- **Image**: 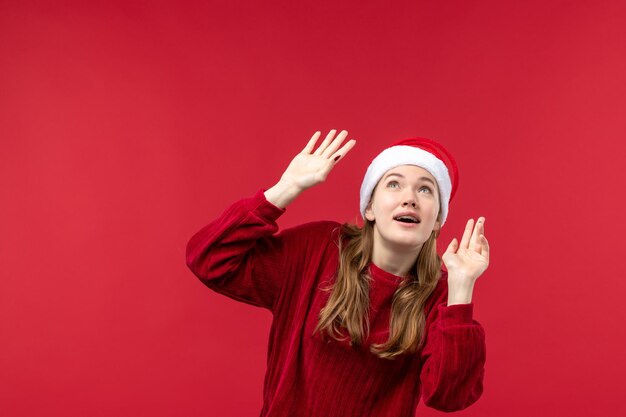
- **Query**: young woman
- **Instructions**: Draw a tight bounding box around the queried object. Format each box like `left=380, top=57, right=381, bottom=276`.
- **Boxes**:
left=186, top=129, right=489, bottom=417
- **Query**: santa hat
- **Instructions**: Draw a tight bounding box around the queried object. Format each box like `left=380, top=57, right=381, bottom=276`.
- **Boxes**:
left=359, top=137, right=459, bottom=227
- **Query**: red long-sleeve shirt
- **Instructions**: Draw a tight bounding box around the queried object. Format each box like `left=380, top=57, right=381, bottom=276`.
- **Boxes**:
left=185, top=188, right=486, bottom=416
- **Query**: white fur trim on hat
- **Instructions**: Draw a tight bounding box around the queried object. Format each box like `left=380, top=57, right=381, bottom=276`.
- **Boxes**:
left=359, top=145, right=452, bottom=226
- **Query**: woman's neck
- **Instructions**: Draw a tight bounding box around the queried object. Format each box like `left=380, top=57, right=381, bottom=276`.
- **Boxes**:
left=370, top=241, right=421, bottom=277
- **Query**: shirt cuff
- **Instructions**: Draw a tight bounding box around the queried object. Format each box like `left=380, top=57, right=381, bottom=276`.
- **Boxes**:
left=438, top=302, right=474, bottom=326
left=251, top=188, right=287, bottom=222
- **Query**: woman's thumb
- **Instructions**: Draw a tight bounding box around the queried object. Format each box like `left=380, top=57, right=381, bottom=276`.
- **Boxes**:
left=444, top=238, right=458, bottom=255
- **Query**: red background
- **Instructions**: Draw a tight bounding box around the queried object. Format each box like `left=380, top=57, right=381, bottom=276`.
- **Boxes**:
left=1, top=1, right=625, bottom=416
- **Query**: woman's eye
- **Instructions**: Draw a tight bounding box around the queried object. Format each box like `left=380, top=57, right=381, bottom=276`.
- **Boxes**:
left=387, top=181, right=399, bottom=188
left=419, top=186, right=432, bottom=193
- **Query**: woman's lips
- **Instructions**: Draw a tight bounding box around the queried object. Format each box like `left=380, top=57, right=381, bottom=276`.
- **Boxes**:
left=394, top=219, right=419, bottom=227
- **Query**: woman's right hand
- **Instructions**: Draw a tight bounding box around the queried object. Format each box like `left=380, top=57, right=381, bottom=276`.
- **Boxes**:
left=264, top=129, right=356, bottom=209
left=279, top=129, right=356, bottom=192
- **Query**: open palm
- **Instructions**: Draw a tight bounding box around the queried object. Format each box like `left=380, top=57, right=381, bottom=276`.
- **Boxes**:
left=280, top=129, right=356, bottom=191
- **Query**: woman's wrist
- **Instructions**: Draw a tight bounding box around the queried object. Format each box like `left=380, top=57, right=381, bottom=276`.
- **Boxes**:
left=264, top=180, right=302, bottom=209
left=447, top=279, right=475, bottom=305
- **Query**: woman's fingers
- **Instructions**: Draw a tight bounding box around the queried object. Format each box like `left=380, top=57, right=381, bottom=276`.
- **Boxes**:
left=309, top=129, right=353, bottom=162
left=302, top=131, right=321, bottom=154
left=444, top=238, right=458, bottom=256
left=331, top=139, right=356, bottom=163
left=481, top=234, right=490, bottom=262
left=469, top=217, right=485, bottom=253
left=322, top=130, right=349, bottom=158
left=313, top=129, right=338, bottom=155
left=459, top=218, right=474, bottom=249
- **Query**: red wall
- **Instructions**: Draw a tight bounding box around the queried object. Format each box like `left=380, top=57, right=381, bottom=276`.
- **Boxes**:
left=1, top=1, right=625, bottom=416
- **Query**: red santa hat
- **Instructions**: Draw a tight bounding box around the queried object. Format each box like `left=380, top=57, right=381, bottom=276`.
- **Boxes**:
left=359, top=137, right=459, bottom=227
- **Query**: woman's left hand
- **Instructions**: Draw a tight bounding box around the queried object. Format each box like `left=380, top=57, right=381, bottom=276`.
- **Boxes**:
left=442, top=217, right=490, bottom=286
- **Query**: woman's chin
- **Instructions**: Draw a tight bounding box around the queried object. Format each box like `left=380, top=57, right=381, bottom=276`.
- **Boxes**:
left=386, top=235, right=426, bottom=249
left=374, top=225, right=428, bottom=250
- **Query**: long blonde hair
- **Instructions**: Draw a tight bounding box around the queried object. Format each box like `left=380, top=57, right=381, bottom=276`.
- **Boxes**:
left=313, top=214, right=442, bottom=360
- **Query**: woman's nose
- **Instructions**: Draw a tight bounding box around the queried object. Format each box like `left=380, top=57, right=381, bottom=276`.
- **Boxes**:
left=402, top=198, right=417, bottom=208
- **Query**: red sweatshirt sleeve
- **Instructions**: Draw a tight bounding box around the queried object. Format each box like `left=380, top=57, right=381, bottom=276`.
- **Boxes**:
left=185, top=188, right=291, bottom=312
left=419, top=278, right=486, bottom=412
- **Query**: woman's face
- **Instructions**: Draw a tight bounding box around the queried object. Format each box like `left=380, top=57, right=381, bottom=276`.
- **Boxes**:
left=365, top=165, right=441, bottom=250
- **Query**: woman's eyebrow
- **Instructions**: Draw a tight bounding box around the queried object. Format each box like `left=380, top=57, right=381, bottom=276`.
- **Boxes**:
left=383, top=173, right=436, bottom=185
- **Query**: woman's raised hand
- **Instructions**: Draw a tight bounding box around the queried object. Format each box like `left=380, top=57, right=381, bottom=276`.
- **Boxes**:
left=279, top=129, right=356, bottom=192
left=264, top=129, right=356, bottom=209
left=441, top=217, right=490, bottom=305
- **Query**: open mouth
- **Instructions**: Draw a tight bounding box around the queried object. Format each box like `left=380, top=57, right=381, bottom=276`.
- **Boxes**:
left=393, top=215, right=421, bottom=224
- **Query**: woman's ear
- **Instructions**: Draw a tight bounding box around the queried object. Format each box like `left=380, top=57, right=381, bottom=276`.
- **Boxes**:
left=364, top=201, right=375, bottom=222
left=433, top=219, right=442, bottom=237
